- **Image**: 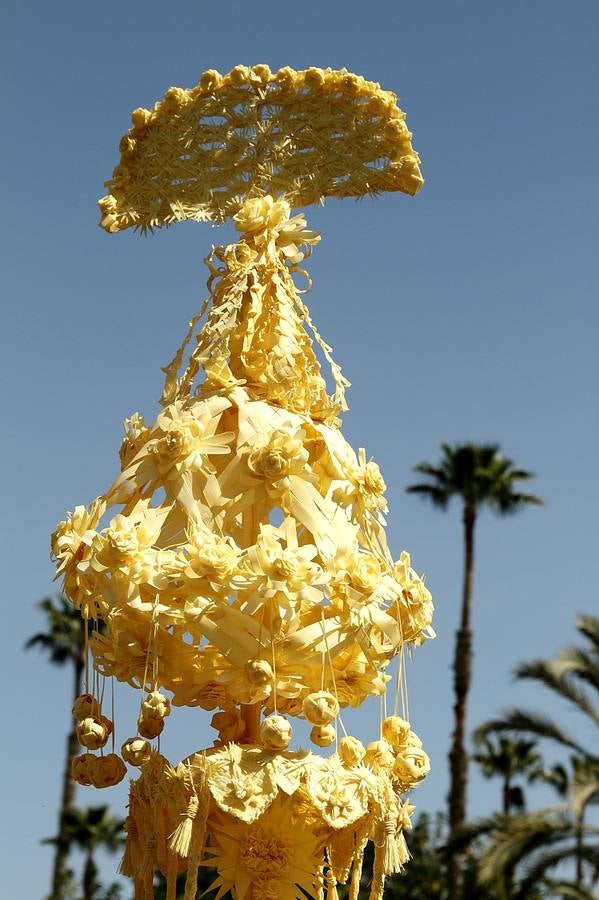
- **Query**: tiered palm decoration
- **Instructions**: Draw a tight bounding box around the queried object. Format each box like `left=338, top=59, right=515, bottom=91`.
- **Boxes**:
left=52, top=65, right=434, bottom=900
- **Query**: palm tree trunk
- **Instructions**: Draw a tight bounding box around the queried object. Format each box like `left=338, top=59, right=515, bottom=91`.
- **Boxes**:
left=502, top=775, right=515, bottom=898
left=503, top=775, right=511, bottom=815
left=575, top=808, right=584, bottom=888
left=49, top=653, right=84, bottom=900
left=447, top=500, right=476, bottom=900
left=83, top=846, right=97, bottom=900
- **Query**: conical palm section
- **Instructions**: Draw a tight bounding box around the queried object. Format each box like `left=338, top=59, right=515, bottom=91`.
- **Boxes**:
left=51, top=65, right=433, bottom=900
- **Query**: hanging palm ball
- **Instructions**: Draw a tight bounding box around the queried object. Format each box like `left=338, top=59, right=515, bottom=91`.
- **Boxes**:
left=52, top=65, right=434, bottom=900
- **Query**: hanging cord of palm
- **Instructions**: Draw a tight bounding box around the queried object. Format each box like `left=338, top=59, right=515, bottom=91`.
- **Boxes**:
left=51, top=64, right=435, bottom=900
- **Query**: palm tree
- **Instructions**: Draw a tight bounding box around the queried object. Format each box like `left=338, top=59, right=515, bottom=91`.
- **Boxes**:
left=61, top=806, right=124, bottom=900
left=475, top=614, right=599, bottom=764
left=448, top=802, right=598, bottom=900
left=406, top=442, right=542, bottom=898
left=26, top=595, right=89, bottom=900
left=473, top=735, right=542, bottom=814
left=447, top=756, right=599, bottom=899
left=472, top=614, right=599, bottom=895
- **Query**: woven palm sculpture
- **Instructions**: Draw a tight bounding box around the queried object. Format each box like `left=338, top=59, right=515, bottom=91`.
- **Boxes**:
left=52, top=65, right=434, bottom=900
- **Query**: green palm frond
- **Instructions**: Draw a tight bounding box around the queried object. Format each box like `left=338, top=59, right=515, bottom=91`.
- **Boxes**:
left=570, top=760, right=599, bottom=815
left=404, top=482, right=451, bottom=508
left=544, top=881, right=599, bottom=900
left=62, top=806, right=125, bottom=854
left=504, top=469, right=538, bottom=482
left=411, top=462, right=447, bottom=480
left=492, top=490, right=545, bottom=514
left=576, top=615, right=599, bottom=653
left=472, top=740, right=501, bottom=779
left=528, top=762, right=571, bottom=798
left=473, top=734, right=541, bottom=781
left=514, top=842, right=599, bottom=900
left=552, top=647, right=599, bottom=692
left=475, top=811, right=573, bottom=889
left=25, top=596, right=86, bottom=665
left=514, top=660, right=599, bottom=727
left=474, top=710, right=592, bottom=759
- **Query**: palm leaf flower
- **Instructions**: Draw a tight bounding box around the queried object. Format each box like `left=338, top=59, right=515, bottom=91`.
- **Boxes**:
left=52, top=64, right=431, bottom=900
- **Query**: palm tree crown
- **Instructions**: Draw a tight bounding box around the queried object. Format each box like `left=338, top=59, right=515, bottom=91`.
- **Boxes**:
left=63, top=805, right=124, bottom=855
left=406, top=442, right=543, bottom=514
left=25, top=595, right=87, bottom=666
left=473, top=735, right=542, bottom=814
left=61, top=806, right=124, bottom=900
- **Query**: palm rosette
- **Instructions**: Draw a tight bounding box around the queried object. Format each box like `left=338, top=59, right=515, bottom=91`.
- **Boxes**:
left=52, top=65, right=433, bottom=900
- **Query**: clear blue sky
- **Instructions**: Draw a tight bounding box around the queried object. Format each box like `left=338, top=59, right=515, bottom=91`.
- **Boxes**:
left=2, top=1, right=598, bottom=896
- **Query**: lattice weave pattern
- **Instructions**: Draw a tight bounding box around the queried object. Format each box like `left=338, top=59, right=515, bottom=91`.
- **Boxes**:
left=99, top=65, right=423, bottom=233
